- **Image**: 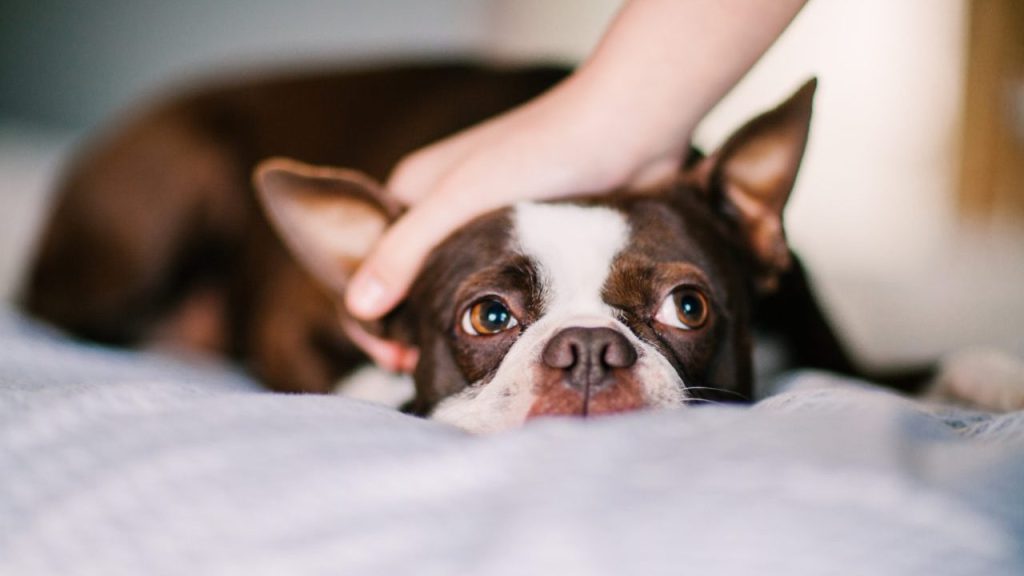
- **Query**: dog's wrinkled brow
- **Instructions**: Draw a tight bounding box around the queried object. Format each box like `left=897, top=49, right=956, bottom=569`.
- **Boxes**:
left=451, top=255, right=545, bottom=322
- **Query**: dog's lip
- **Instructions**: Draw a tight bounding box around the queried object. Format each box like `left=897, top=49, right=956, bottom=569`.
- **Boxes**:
left=525, top=396, right=650, bottom=420
left=527, top=367, right=648, bottom=420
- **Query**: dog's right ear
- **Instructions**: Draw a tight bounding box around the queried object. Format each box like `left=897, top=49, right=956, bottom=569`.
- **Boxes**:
left=254, top=157, right=402, bottom=296
left=686, top=79, right=816, bottom=292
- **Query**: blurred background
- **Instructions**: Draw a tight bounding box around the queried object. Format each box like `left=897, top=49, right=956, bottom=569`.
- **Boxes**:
left=0, top=0, right=1021, bottom=368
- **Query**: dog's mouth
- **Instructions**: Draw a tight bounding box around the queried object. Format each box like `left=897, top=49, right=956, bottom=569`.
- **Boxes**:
left=527, top=376, right=648, bottom=419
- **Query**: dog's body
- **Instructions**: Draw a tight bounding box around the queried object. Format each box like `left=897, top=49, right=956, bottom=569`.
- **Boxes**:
left=27, top=64, right=570, bottom=399
left=30, top=63, right=1012, bottom=432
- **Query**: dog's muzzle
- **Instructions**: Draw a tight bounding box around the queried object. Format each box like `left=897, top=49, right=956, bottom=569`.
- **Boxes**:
left=528, top=326, right=647, bottom=418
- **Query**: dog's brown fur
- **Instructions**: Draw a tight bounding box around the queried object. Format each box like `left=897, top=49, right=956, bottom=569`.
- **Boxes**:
left=26, top=64, right=569, bottom=394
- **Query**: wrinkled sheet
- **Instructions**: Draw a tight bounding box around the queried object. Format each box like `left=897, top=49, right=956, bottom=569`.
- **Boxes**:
left=1, top=307, right=1023, bottom=576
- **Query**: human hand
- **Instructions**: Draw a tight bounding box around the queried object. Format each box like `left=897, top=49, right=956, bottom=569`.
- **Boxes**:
left=344, top=0, right=808, bottom=322
left=344, top=73, right=687, bottom=321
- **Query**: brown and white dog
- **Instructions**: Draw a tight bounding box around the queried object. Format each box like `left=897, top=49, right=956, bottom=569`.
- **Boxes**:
left=24, top=64, right=1022, bottom=432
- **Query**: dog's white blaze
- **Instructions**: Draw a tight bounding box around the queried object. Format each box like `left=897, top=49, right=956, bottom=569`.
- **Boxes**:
left=431, top=202, right=686, bottom=434
left=514, top=202, right=628, bottom=315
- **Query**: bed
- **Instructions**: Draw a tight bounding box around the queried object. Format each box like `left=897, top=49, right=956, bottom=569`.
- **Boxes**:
left=1, top=122, right=1023, bottom=576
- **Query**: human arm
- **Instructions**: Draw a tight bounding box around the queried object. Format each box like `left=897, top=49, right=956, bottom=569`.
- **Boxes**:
left=346, top=0, right=809, bottom=321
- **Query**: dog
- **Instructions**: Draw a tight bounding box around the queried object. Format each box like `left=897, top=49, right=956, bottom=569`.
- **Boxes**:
left=24, top=63, right=1023, bottom=432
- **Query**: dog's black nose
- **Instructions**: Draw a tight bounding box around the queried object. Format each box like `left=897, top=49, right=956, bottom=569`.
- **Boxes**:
left=542, top=326, right=637, bottom=389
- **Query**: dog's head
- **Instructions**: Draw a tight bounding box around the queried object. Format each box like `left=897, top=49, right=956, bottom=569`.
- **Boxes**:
left=254, top=80, right=815, bottom=433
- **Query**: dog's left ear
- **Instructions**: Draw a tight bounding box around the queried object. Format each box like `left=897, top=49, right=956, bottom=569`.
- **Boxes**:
left=254, top=158, right=418, bottom=373
left=691, top=79, right=816, bottom=291
left=254, top=157, right=402, bottom=296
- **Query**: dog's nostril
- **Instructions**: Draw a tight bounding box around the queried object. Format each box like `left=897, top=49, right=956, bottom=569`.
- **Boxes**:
left=542, top=338, right=578, bottom=369
left=542, top=327, right=637, bottom=376
left=602, top=338, right=637, bottom=369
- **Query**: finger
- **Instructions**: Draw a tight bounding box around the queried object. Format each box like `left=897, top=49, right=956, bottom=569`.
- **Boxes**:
left=345, top=193, right=479, bottom=319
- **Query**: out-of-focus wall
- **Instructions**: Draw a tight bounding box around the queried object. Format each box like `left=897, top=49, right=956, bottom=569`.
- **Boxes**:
left=0, top=0, right=495, bottom=129
left=697, top=1, right=967, bottom=282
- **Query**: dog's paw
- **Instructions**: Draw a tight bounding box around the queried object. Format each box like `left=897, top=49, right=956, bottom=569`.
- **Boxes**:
left=334, top=365, right=415, bottom=409
left=926, top=348, right=1024, bottom=412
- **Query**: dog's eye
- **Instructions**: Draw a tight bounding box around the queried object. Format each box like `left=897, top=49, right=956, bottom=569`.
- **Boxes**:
left=655, top=287, right=709, bottom=330
left=461, top=298, right=519, bottom=336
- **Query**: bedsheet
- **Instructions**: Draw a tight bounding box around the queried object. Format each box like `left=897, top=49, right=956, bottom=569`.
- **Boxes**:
left=1, top=307, right=1023, bottom=576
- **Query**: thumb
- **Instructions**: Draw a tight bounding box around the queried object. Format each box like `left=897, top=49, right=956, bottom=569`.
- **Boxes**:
left=344, top=195, right=477, bottom=320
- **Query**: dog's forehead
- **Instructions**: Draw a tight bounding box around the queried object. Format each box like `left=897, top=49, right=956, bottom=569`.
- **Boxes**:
left=511, top=196, right=714, bottom=284
left=413, top=193, right=719, bottom=322
left=512, top=201, right=631, bottom=312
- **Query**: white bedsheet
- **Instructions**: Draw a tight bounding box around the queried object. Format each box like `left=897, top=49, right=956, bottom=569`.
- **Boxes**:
left=1, top=308, right=1022, bottom=576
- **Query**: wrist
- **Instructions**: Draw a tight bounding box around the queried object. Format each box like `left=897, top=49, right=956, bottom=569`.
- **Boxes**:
left=558, top=65, right=693, bottom=188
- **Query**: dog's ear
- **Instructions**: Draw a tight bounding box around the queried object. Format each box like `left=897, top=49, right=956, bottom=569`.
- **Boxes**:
left=255, top=158, right=419, bottom=373
left=254, top=157, right=402, bottom=296
left=691, top=79, right=816, bottom=291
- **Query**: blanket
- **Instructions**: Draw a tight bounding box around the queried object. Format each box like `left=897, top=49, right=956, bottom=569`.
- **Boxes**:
left=1, top=307, right=1023, bottom=576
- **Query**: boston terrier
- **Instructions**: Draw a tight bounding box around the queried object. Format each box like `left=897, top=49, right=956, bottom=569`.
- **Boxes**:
left=24, top=64, right=1023, bottom=432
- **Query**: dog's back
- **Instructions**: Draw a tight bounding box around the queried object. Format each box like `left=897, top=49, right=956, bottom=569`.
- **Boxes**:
left=25, top=64, right=568, bottom=393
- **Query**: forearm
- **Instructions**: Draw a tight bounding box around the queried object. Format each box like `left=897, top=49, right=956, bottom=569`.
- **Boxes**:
left=567, top=0, right=808, bottom=178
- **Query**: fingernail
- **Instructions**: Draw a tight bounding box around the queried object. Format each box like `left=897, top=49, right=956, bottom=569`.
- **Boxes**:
left=347, top=272, right=387, bottom=318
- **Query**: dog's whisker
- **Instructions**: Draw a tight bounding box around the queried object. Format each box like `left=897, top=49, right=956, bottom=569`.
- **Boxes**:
left=681, top=398, right=724, bottom=406
left=683, top=386, right=750, bottom=402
